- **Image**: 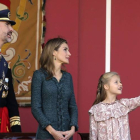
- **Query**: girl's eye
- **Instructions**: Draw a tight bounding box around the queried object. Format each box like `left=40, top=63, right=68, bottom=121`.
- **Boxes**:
left=64, top=48, right=67, bottom=51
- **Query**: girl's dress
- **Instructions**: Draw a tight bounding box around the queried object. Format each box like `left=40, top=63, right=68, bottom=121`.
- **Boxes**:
left=89, top=96, right=140, bottom=140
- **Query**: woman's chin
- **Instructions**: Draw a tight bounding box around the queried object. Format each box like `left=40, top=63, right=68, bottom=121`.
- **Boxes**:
left=63, top=61, right=69, bottom=64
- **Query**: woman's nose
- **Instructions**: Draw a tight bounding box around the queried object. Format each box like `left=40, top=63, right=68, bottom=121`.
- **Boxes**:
left=68, top=51, right=71, bottom=56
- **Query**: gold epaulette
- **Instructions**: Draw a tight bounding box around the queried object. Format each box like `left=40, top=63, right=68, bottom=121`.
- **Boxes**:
left=8, top=63, right=10, bottom=69
left=10, top=116, right=21, bottom=127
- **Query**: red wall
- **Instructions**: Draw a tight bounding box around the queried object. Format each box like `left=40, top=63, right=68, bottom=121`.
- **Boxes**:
left=111, top=0, right=140, bottom=139
left=78, top=0, right=106, bottom=134
left=19, top=0, right=140, bottom=140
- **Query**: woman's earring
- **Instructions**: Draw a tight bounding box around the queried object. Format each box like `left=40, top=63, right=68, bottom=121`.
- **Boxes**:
left=54, top=57, right=56, bottom=60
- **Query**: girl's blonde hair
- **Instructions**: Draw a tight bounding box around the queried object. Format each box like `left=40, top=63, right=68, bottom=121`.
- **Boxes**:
left=93, top=72, right=119, bottom=105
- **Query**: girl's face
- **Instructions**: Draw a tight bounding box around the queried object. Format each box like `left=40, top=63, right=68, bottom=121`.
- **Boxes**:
left=106, top=75, right=123, bottom=95
left=53, top=43, right=71, bottom=64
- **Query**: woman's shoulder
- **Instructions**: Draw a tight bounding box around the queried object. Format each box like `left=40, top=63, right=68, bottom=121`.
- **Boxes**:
left=63, top=71, right=71, bottom=76
left=32, top=68, right=48, bottom=78
left=63, top=71, right=73, bottom=79
left=32, top=69, right=41, bottom=76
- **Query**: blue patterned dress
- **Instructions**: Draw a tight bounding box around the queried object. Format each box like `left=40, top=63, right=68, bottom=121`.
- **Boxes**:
left=31, top=68, right=78, bottom=139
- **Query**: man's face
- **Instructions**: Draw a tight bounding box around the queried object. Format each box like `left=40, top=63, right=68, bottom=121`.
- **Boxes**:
left=0, top=21, right=13, bottom=44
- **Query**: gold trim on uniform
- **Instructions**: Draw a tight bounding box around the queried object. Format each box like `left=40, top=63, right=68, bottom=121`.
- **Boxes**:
left=8, top=12, right=11, bottom=19
left=8, top=64, right=11, bottom=69
left=10, top=116, right=20, bottom=120
left=0, top=79, right=2, bottom=91
left=7, top=126, right=9, bottom=132
left=0, top=18, right=10, bottom=20
left=10, top=118, right=21, bottom=122
left=0, top=79, right=3, bottom=85
left=10, top=121, right=21, bottom=127
left=2, top=91, right=8, bottom=98
left=10, top=116, right=21, bottom=127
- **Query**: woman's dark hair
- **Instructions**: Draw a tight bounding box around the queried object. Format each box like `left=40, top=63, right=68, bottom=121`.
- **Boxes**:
left=93, top=72, right=119, bottom=105
left=40, top=37, right=67, bottom=79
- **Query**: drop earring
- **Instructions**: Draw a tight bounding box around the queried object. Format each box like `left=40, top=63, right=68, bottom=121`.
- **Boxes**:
left=54, top=57, right=56, bottom=60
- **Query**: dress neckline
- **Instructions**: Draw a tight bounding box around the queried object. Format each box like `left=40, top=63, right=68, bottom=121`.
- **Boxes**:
left=52, top=70, right=66, bottom=83
left=101, top=100, right=118, bottom=105
left=53, top=71, right=64, bottom=83
left=40, top=68, right=66, bottom=83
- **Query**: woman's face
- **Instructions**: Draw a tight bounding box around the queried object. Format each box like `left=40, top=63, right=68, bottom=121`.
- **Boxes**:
left=53, top=42, right=71, bottom=64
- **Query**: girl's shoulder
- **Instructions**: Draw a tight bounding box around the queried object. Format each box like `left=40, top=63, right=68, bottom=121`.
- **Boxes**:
left=118, top=98, right=129, bottom=106
left=89, top=101, right=130, bottom=122
left=89, top=102, right=102, bottom=115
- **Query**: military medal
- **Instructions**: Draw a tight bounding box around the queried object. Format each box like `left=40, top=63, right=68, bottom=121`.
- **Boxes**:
left=4, top=78, right=9, bottom=90
left=0, top=79, right=2, bottom=91
left=2, top=78, right=9, bottom=98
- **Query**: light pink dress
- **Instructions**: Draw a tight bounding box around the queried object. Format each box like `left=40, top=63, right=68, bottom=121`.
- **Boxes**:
left=89, top=96, right=140, bottom=140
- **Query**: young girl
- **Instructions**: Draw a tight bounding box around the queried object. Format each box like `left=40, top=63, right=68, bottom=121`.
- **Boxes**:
left=89, top=72, right=140, bottom=140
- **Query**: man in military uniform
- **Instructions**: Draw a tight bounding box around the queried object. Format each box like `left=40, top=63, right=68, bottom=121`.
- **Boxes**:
left=0, top=9, right=21, bottom=132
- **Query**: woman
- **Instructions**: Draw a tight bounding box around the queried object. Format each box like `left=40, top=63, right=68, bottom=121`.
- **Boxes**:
left=31, top=38, right=78, bottom=140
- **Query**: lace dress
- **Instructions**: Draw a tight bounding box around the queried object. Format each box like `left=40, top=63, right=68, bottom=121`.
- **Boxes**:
left=89, top=96, right=140, bottom=140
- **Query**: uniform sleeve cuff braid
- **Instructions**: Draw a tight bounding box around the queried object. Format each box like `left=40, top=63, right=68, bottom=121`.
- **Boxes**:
left=10, top=116, right=21, bottom=127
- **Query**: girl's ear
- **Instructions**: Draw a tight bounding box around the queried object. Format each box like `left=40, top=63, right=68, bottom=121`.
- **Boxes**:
left=104, top=84, right=109, bottom=90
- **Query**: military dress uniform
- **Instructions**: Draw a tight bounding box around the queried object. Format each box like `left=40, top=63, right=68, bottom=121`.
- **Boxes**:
left=0, top=54, right=21, bottom=132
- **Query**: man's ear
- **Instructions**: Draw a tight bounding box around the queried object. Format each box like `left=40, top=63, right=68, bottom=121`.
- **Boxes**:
left=104, top=84, right=109, bottom=90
